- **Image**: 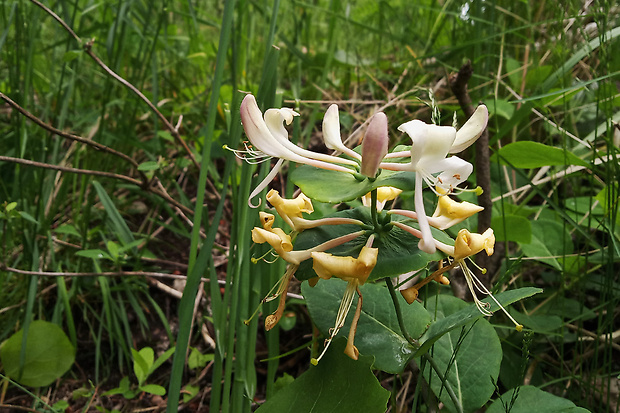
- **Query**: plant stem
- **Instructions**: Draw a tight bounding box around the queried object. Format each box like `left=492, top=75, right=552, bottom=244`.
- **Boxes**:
left=384, top=277, right=463, bottom=413
left=371, top=188, right=379, bottom=230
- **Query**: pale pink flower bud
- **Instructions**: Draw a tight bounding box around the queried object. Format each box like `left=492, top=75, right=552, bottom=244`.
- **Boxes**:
left=361, top=112, right=388, bottom=177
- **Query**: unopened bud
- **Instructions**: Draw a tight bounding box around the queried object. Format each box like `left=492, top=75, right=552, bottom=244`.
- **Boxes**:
left=361, top=112, right=388, bottom=177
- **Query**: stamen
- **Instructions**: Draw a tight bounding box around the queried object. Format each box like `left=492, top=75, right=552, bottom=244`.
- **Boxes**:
left=311, top=282, right=357, bottom=365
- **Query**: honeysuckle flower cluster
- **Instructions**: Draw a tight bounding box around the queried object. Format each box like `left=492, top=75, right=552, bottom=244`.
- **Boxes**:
left=236, top=93, right=522, bottom=362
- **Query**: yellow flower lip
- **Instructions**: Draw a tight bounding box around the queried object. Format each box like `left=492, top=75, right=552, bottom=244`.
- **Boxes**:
left=453, top=228, right=495, bottom=260
left=311, top=246, right=378, bottom=285
left=266, top=189, right=313, bottom=230
left=362, top=187, right=402, bottom=212
left=430, top=194, right=484, bottom=230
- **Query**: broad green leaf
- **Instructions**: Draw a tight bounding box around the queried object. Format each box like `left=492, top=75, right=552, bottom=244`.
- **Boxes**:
left=132, top=347, right=154, bottom=386
left=421, top=295, right=502, bottom=413
left=139, top=384, right=166, bottom=396
left=182, top=384, right=200, bottom=403
left=137, top=161, right=160, bottom=171
left=510, top=311, right=563, bottom=333
left=5, top=202, right=17, bottom=212
left=188, top=347, right=213, bottom=370
left=151, top=346, right=176, bottom=373
left=62, top=50, right=82, bottom=62
left=487, top=385, right=590, bottom=413
left=294, top=207, right=451, bottom=282
left=75, top=249, right=112, bottom=260
left=290, top=164, right=415, bottom=204
left=483, top=98, right=514, bottom=119
left=0, top=320, right=75, bottom=387
left=492, top=142, right=589, bottom=168
left=519, top=219, right=574, bottom=270
left=106, top=241, right=120, bottom=260
left=255, top=339, right=389, bottom=413
left=414, top=287, right=542, bottom=358
left=18, top=211, right=39, bottom=224
left=55, top=224, right=82, bottom=238
left=492, top=214, right=531, bottom=243
left=303, top=279, right=431, bottom=373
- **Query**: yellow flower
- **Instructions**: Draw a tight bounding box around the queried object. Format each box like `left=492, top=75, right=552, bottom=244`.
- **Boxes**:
left=453, top=228, right=495, bottom=260
left=362, top=187, right=402, bottom=212
left=310, top=240, right=378, bottom=362
left=266, top=189, right=365, bottom=231
left=429, top=195, right=484, bottom=230
left=266, top=189, right=313, bottom=230
left=251, top=213, right=366, bottom=331
left=311, top=246, right=378, bottom=284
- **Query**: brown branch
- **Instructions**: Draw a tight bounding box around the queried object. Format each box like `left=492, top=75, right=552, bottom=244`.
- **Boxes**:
left=448, top=60, right=494, bottom=286
left=0, top=91, right=148, bottom=184
left=0, top=265, right=218, bottom=284
left=29, top=0, right=199, bottom=171
left=0, top=156, right=194, bottom=215
left=0, top=155, right=142, bottom=186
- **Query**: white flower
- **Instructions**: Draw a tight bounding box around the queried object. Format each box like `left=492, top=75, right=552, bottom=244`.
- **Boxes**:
left=380, top=105, right=488, bottom=253
left=239, top=94, right=358, bottom=206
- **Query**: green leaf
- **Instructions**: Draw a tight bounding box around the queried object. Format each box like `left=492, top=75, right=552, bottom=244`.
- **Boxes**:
left=62, top=50, right=82, bottom=62
left=18, top=211, right=39, bottom=224
left=182, top=384, right=200, bottom=403
left=414, top=287, right=542, bottom=358
left=188, top=347, right=213, bottom=370
left=487, top=385, right=590, bottom=413
left=290, top=164, right=416, bottom=204
left=0, top=320, right=75, bottom=387
left=483, top=98, right=514, bottom=119
left=137, top=161, right=160, bottom=171
left=492, top=142, right=589, bottom=168
left=519, top=219, right=574, bottom=270
left=5, top=202, right=17, bottom=212
left=491, top=214, right=532, bottom=243
left=255, top=339, right=389, bottom=413
left=55, top=224, right=82, bottom=238
left=294, top=207, right=450, bottom=282
left=139, top=384, right=166, bottom=396
left=151, top=346, right=176, bottom=373
left=302, top=279, right=431, bottom=373
left=421, top=295, right=502, bottom=413
left=132, top=347, right=154, bottom=386
left=75, top=249, right=112, bottom=260
left=106, top=241, right=120, bottom=260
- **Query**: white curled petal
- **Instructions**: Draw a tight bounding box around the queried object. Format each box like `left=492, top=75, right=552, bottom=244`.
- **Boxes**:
left=450, top=105, right=488, bottom=153
left=399, top=120, right=456, bottom=167
left=240, top=94, right=288, bottom=158
left=322, top=104, right=362, bottom=160
left=434, top=156, right=473, bottom=188
left=265, top=108, right=299, bottom=142
left=322, top=105, right=343, bottom=151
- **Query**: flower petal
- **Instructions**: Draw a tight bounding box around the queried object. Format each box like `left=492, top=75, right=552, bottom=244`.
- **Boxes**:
left=322, top=104, right=362, bottom=160
left=450, top=105, right=488, bottom=154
